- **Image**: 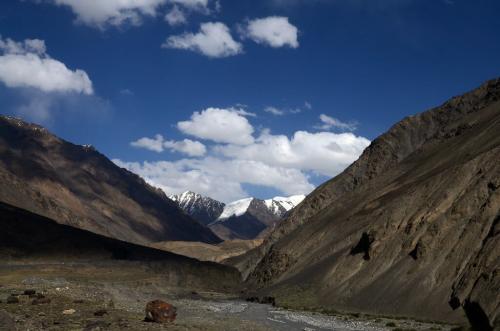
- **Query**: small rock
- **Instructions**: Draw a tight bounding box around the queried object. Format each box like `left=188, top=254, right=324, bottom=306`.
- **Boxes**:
left=94, top=309, right=108, bottom=317
left=23, top=289, right=36, bottom=296
left=62, top=309, right=76, bottom=315
left=32, top=298, right=51, bottom=305
left=144, top=300, right=177, bottom=323
left=6, top=295, right=19, bottom=304
left=38, top=312, right=46, bottom=317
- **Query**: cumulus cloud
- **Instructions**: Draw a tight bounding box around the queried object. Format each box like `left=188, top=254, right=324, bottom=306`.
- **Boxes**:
left=177, top=107, right=255, bottom=145
left=113, top=157, right=314, bottom=203
left=241, top=16, right=299, bottom=48
left=0, top=37, right=93, bottom=95
left=51, top=0, right=167, bottom=28
left=131, top=134, right=206, bottom=156
left=164, top=139, right=206, bottom=156
left=165, top=5, right=187, bottom=26
left=45, top=0, right=216, bottom=28
left=131, top=134, right=165, bottom=152
left=316, top=114, right=358, bottom=131
left=121, top=107, right=370, bottom=202
left=162, top=22, right=243, bottom=58
left=215, top=130, right=370, bottom=177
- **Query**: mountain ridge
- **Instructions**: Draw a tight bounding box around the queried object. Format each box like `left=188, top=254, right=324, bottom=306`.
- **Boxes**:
left=0, top=116, right=221, bottom=245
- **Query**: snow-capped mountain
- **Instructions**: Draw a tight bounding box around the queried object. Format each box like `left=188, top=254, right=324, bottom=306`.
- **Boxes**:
left=211, top=195, right=305, bottom=240
left=170, top=191, right=306, bottom=240
left=217, top=195, right=305, bottom=221
left=216, top=198, right=254, bottom=220
left=169, top=191, right=225, bottom=226
left=263, top=195, right=306, bottom=218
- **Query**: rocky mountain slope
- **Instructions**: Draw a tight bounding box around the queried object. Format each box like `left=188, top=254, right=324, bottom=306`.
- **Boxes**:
left=233, top=79, right=500, bottom=329
left=169, top=192, right=305, bottom=240
left=0, top=116, right=221, bottom=245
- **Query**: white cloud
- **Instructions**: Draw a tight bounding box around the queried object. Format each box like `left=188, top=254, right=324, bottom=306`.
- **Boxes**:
left=264, top=103, right=310, bottom=116
left=131, top=134, right=165, bottom=152
left=52, top=0, right=167, bottom=28
left=46, top=0, right=215, bottom=28
left=165, top=5, right=187, bottom=26
left=163, top=139, right=206, bottom=156
left=264, top=106, right=285, bottom=116
left=215, top=129, right=370, bottom=177
left=177, top=107, right=255, bottom=145
left=113, top=157, right=314, bottom=203
left=121, top=107, right=370, bottom=202
left=169, top=0, right=209, bottom=11
left=316, top=114, right=358, bottom=131
left=162, top=22, right=243, bottom=58
left=0, top=37, right=93, bottom=95
left=242, top=16, right=299, bottom=48
left=131, top=134, right=206, bottom=156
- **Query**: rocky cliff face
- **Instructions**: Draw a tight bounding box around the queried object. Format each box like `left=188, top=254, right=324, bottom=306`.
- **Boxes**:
left=235, top=79, right=500, bottom=329
left=0, top=116, right=221, bottom=245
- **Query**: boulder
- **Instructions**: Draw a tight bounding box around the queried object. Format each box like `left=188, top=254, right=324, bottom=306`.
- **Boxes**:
left=145, top=300, right=177, bottom=323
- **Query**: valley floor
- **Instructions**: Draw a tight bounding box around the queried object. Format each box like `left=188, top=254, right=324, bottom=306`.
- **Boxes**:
left=0, top=262, right=457, bottom=331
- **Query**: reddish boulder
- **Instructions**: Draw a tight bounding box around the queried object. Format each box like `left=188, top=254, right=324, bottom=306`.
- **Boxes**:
left=144, top=300, right=177, bottom=323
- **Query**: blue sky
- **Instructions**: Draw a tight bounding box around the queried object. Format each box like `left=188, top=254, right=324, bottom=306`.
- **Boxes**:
left=0, top=0, right=499, bottom=202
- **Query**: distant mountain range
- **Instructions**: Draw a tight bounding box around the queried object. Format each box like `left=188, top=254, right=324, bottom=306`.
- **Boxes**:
left=169, top=191, right=305, bottom=240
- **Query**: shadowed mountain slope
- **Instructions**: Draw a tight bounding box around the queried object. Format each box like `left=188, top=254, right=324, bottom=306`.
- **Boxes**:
left=0, top=116, right=221, bottom=245
left=0, top=202, right=239, bottom=290
left=232, top=79, right=500, bottom=328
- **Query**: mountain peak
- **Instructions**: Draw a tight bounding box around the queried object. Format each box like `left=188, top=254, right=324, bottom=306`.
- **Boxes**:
left=169, top=191, right=225, bottom=226
left=217, top=198, right=255, bottom=220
